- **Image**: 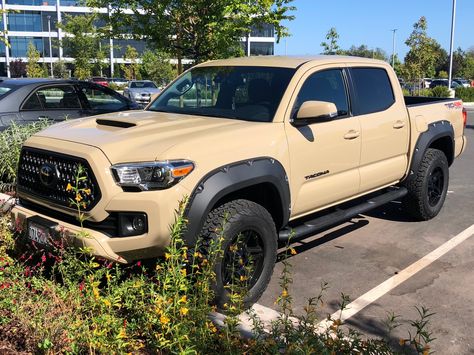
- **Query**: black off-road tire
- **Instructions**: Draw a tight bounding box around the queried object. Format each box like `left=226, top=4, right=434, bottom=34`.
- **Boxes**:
left=403, top=148, right=449, bottom=220
left=199, top=199, right=277, bottom=309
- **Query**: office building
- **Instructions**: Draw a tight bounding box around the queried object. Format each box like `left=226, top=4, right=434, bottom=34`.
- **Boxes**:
left=0, top=0, right=275, bottom=77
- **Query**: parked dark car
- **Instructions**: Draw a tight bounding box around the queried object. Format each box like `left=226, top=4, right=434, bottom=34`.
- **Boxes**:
left=0, top=78, right=139, bottom=130
left=429, top=79, right=460, bottom=89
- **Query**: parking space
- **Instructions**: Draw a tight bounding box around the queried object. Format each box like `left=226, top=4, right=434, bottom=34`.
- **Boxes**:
left=258, top=109, right=474, bottom=354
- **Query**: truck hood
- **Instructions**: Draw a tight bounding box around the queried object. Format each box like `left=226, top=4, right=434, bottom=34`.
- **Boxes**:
left=34, top=110, right=266, bottom=164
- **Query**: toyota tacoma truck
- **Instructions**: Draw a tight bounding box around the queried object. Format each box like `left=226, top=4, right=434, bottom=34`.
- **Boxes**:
left=11, top=56, right=467, bottom=307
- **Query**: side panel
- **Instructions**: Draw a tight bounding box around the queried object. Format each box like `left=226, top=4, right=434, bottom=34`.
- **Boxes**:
left=184, top=158, right=290, bottom=245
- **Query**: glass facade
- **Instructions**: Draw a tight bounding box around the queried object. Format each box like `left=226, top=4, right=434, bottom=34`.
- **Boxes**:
left=113, top=39, right=146, bottom=58
left=6, top=0, right=45, bottom=5
left=8, top=11, right=42, bottom=32
left=251, top=23, right=274, bottom=38
left=10, top=37, right=44, bottom=57
left=250, top=42, right=274, bottom=56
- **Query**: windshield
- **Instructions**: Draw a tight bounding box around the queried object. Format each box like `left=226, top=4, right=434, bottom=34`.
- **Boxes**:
left=148, top=66, right=296, bottom=122
left=131, top=81, right=157, bottom=89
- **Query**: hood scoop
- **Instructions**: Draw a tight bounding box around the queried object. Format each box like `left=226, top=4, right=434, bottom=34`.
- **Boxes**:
left=96, top=119, right=136, bottom=128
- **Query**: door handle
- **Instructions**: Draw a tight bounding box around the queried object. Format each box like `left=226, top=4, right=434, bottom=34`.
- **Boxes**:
left=393, top=120, right=406, bottom=129
left=344, top=130, right=360, bottom=140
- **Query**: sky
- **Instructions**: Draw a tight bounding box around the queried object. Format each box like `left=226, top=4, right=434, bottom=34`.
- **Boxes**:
left=274, top=0, right=474, bottom=60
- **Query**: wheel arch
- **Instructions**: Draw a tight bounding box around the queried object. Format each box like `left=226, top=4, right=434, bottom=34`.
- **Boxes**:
left=404, top=120, right=454, bottom=184
left=183, top=157, right=290, bottom=246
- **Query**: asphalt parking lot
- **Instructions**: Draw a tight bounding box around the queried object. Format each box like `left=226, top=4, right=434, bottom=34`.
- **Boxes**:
left=258, top=107, right=474, bottom=354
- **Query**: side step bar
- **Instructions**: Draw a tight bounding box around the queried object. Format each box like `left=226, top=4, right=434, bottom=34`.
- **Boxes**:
left=279, top=187, right=408, bottom=242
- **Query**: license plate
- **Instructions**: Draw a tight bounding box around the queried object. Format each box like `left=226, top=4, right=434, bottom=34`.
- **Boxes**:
left=27, top=216, right=58, bottom=245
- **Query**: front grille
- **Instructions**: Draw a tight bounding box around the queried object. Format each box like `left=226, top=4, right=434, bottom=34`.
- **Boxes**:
left=17, top=147, right=101, bottom=211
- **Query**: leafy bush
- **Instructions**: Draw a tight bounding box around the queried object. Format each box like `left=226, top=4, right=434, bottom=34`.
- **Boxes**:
left=0, top=205, right=436, bottom=354
left=410, top=88, right=432, bottom=97
left=430, top=86, right=451, bottom=98
left=0, top=120, right=51, bottom=191
left=455, top=87, right=474, bottom=102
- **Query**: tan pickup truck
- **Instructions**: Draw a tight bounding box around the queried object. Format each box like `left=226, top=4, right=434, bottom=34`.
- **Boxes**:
left=12, top=56, right=467, bottom=306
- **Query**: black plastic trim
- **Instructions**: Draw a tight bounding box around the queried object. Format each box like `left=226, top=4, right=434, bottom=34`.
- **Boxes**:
left=184, top=157, right=290, bottom=245
left=404, top=120, right=454, bottom=184
left=279, top=187, right=407, bottom=241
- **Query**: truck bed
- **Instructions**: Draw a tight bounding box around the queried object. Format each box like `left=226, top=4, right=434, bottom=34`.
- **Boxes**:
left=404, top=96, right=457, bottom=107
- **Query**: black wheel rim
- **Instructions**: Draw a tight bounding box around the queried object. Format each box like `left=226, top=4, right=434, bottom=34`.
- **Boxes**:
left=428, top=167, right=444, bottom=207
left=222, top=230, right=265, bottom=290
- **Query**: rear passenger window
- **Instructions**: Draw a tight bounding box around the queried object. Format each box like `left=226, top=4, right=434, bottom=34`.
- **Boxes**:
left=22, top=85, right=81, bottom=110
left=293, top=69, right=349, bottom=119
left=350, top=68, right=395, bottom=115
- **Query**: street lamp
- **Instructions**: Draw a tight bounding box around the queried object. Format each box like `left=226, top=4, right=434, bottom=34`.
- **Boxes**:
left=448, top=0, right=456, bottom=89
left=47, top=15, right=53, bottom=77
left=390, top=29, right=397, bottom=68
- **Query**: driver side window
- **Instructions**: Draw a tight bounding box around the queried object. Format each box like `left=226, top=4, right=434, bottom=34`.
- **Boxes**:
left=293, top=69, right=349, bottom=119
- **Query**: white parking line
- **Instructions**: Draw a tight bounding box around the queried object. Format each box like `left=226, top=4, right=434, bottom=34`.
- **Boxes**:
left=320, top=223, right=474, bottom=328
left=233, top=224, right=474, bottom=334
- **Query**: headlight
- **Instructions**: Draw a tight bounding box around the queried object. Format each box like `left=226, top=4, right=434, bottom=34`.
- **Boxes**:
left=111, top=160, right=194, bottom=191
left=134, top=93, right=142, bottom=99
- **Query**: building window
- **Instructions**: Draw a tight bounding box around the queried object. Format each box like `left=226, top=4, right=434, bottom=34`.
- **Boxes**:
left=10, top=37, right=44, bottom=57
left=250, top=23, right=274, bottom=38
left=249, top=42, right=274, bottom=56
left=6, top=0, right=44, bottom=5
left=8, top=11, right=42, bottom=32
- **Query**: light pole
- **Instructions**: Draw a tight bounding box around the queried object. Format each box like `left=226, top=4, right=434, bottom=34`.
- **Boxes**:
left=448, top=0, right=456, bottom=89
left=391, top=29, right=397, bottom=68
left=47, top=15, right=53, bottom=77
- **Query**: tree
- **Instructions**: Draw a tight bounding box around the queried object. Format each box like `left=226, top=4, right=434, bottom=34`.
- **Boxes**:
left=53, top=60, right=69, bottom=78
left=120, top=45, right=141, bottom=80
left=140, top=50, right=177, bottom=86
left=87, top=0, right=295, bottom=73
left=94, top=42, right=108, bottom=77
left=10, top=59, right=27, bottom=78
left=462, top=50, right=474, bottom=79
left=59, top=13, right=103, bottom=79
left=344, top=44, right=387, bottom=61
left=321, top=27, right=341, bottom=55
left=26, top=42, right=46, bottom=78
left=404, top=16, right=437, bottom=82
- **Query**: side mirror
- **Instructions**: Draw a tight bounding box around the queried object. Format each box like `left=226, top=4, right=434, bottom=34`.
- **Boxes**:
left=293, top=100, right=338, bottom=126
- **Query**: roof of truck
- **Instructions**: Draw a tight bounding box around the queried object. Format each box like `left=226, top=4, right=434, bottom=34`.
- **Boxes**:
left=198, top=55, right=387, bottom=69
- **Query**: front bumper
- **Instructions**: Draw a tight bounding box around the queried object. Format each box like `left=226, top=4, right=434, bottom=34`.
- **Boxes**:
left=11, top=138, right=192, bottom=263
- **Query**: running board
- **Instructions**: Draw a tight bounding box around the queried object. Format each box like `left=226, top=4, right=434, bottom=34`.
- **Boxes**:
left=279, top=187, right=408, bottom=242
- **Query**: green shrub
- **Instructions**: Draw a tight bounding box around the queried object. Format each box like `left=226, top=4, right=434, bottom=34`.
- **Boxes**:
left=0, top=120, right=51, bottom=191
left=455, top=87, right=474, bottom=102
left=411, top=88, right=432, bottom=97
left=430, top=86, right=451, bottom=98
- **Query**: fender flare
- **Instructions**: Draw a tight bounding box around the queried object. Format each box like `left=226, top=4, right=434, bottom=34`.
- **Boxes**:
left=404, top=120, right=454, bottom=184
left=183, top=157, right=290, bottom=245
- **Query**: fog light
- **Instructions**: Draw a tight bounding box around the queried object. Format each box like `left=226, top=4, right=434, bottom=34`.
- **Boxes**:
left=132, top=215, right=145, bottom=231
left=117, top=213, right=148, bottom=237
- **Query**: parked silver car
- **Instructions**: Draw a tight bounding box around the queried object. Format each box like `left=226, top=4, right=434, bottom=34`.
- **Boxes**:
left=123, top=80, right=161, bottom=106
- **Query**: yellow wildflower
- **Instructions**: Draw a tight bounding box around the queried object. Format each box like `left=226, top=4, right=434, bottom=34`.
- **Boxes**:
left=240, top=275, right=247, bottom=282
left=66, top=183, right=72, bottom=191
left=103, top=299, right=111, bottom=307
left=160, top=315, right=170, bottom=325
left=180, top=307, right=189, bottom=316
left=75, top=193, right=82, bottom=202
left=180, top=268, right=187, bottom=276
left=93, top=287, right=99, bottom=299
left=165, top=253, right=171, bottom=260
left=179, top=295, right=187, bottom=303
left=281, top=289, right=288, bottom=298
left=83, top=188, right=91, bottom=195
left=290, top=248, right=297, bottom=255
